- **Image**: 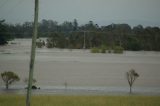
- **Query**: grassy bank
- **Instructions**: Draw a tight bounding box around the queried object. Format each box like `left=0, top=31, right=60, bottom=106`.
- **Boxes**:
left=0, top=95, right=160, bottom=106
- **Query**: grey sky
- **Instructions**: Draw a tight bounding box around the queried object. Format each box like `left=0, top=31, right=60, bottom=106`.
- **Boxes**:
left=0, top=0, right=160, bottom=27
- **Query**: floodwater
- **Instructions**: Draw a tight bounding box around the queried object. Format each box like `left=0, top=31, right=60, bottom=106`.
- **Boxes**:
left=0, top=38, right=160, bottom=95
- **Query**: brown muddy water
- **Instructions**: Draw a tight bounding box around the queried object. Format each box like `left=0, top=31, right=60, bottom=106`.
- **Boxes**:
left=0, top=39, right=160, bottom=95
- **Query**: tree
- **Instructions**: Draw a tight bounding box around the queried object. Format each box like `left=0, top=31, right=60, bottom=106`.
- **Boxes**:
left=73, top=19, right=78, bottom=31
left=24, top=78, right=39, bottom=89
left=0, top=20, right=12, bottom=45
left=24, top=78, right=37, bottom=84
left=126, top=69, right=139, bottom=93
left=1, top=71, right=20, bottom=89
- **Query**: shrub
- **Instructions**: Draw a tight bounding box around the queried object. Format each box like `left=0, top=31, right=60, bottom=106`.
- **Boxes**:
left=90, top=47, right=100, bottom=53
left=36, top=41, right=43, bottom=48
left=100, top=45, right=106, bottom=53
left=106, top=47, right=112, bottom=53
left=100, top=48, right=106, bottom=53
left=36, top=39, right=45, bottom=48
left=46, top=42, right=53, bottom=48
left=113, top=46, right=124, bottom=54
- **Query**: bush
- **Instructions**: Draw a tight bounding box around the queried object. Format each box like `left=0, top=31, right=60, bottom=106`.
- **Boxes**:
left=100, top=48, right=106, bottom=53
left=90, top=46, right=124, bottom=54
left=46, top=42, right=53, bottom=48
left=36, top=39, right=45, bottom=48
left=106, top=47, right=112, bottom=53
left=91, top=45, right=107, bottom=53
left=36, top=41, right=43, bottom=48
left=108, top=50, right=112, bottom=53
left=90, top=47, right=100, bottom=53
left=113, top=46, right=124, bottom=54
left=100, top=45, right=106, bottom=53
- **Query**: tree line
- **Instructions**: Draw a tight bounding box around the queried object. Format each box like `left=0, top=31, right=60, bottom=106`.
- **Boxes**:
left=1, top=19, right=160, bottom=51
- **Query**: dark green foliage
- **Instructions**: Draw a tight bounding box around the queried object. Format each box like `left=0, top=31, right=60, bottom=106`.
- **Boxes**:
left=99, top=45, right=107, bottom=53
left=46, top=32, right=68, bottom=48
left=124, top=36, right=142, bottom=51
left=90, top=46, right=106, bottom=53
left=106, top=47, right=113, bottom=53
left=0, top=36, right=8, bottom=45
left=100, top=48, right=106, bottom=53
left=90, top=47, right=100, bottom=53
left=73, top=19, right=78, bottom=31
left=1, top=71, right=20, bottom=89
left=0, top=20, right=14, bottom=45
left=36, top=39, right=45, bottom=48
left=1, top=19, right=160, bottom=51
left=113, top=46, right=124, bottom=54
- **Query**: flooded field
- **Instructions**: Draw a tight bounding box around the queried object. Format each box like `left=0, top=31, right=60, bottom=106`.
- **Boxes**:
left=0, top=39, right=160, bottom=95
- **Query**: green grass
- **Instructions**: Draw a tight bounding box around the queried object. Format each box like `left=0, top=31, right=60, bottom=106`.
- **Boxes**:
left=0, top=95, right=160, bottom=106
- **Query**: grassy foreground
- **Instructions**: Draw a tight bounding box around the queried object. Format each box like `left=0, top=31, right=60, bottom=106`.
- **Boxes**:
left=0, top=95, right=160, bottom=106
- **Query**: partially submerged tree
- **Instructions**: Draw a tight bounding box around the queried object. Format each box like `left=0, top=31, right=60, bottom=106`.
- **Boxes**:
left=64, top=81, right=68, bottom=90
left=24, top=78, right=37, bottom=84
left=1, top=71, right=20, bottom=89
left=24, top=78, right=39, bottom=89
left=126, top=69, right=139, bottom=93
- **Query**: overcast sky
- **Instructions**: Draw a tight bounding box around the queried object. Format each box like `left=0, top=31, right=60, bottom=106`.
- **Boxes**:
left=0, top=0, right=160, bottom=27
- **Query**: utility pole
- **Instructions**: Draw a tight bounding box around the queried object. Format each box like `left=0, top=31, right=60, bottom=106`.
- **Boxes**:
left=83, top=31, right=86, bottom=49
left=26, top=0, right=39, bottom=106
